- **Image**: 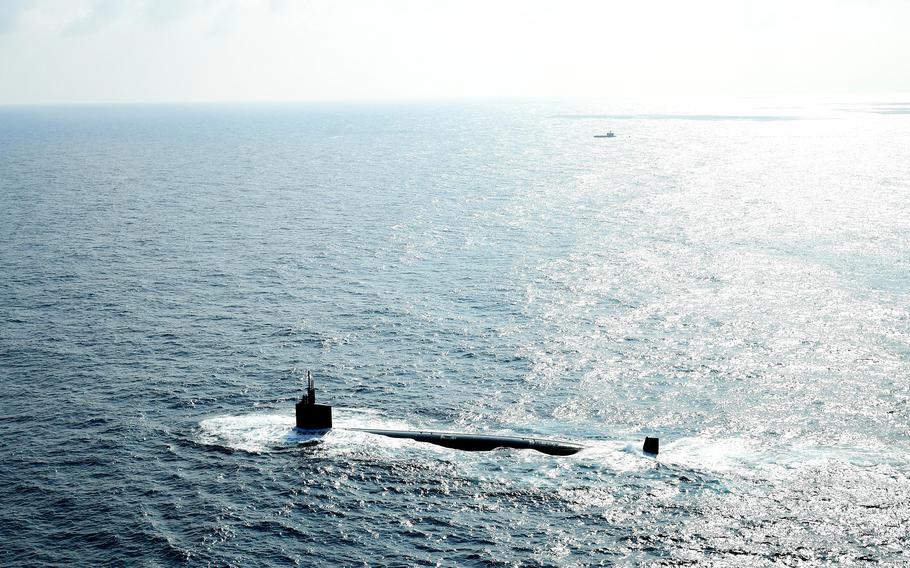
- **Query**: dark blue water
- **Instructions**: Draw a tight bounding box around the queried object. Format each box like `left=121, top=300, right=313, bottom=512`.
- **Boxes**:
left=1, top=101, right=908, bottom=566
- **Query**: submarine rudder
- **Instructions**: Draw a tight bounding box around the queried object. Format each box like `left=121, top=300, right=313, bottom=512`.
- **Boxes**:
left=643, top=436, right=659, bottom=456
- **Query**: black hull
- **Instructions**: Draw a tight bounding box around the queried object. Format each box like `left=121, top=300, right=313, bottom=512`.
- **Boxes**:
left=348, top=428, right=584, bottom=456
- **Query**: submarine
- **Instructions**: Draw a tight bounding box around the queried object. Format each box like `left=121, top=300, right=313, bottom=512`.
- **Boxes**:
left=295, top=372, right=659, bottom=457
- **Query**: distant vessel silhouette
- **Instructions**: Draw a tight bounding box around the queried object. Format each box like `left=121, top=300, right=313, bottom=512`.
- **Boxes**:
left=594, top=131, right=616, bottom=138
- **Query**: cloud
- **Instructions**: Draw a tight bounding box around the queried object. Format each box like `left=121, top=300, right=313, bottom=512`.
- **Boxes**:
left=0, top=0, right=29, bottom=33
left=142, top=0, right=200, bottom=27
left=62, top=0, right=125, bottom=35
left=3, top=0, right=203, bottom=36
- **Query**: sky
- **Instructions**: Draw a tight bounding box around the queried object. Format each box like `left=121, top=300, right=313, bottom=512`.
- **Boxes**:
left=0, top=0, right=908, bottom=105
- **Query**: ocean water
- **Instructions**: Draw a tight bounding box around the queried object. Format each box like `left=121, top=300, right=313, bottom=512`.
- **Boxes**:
left=0, top=98, right=908, bottom=566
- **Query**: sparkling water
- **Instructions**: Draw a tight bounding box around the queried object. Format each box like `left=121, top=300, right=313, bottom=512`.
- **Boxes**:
left=1, top=99, right=908, bottom=565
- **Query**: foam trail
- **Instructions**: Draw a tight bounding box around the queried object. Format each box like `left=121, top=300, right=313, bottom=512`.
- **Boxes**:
left=197, top=408, right=419, bottom=453
left=659, top=437, right=764, bottom=473
left=198, top=414, right=297, bottom=453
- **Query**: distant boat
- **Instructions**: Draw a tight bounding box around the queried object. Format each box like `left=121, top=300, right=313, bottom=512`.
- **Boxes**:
left=594, top=131, right=616, bottom=138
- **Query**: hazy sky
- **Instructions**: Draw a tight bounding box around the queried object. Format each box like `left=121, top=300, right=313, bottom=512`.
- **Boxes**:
left=1, top=0, right=908, bottom=105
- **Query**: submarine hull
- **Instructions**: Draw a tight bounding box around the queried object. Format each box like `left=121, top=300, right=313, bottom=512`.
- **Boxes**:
left=293, top=372, right=656, bottom=456
left=349, top=428, right=584, bottom=456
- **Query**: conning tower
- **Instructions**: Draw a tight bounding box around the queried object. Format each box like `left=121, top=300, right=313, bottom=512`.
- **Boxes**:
left=295, top=371, right=332, bottom=430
